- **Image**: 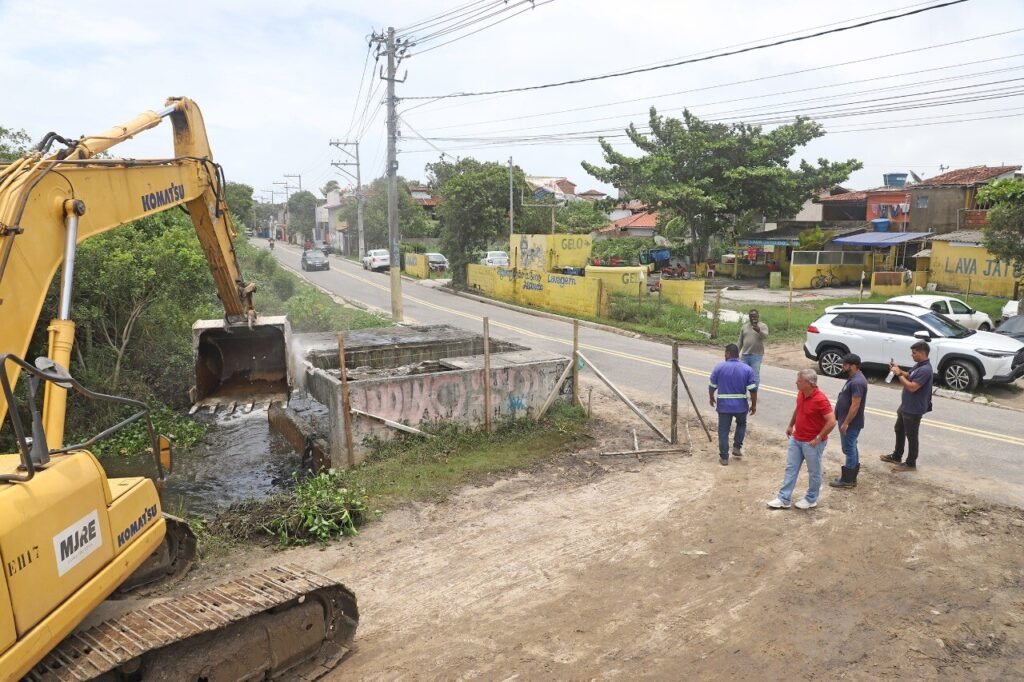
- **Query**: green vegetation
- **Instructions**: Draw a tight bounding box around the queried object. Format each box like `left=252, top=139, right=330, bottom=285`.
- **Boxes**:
left=591, top=237, right=659, bottom=265
left=206, top=404, right=588, bottom=548
left=582, top=108, right=861, bottom=260
left=337, top=176, right=434, bottom=248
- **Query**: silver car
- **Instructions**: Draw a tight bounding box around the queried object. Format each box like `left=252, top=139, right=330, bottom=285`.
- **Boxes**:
left=480, top=250, right=510, bottom=267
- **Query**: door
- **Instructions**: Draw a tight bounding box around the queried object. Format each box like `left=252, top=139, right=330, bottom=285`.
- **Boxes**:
left=843, top=313, right=887, bottom=364
left=883, top=314, right=929, bottom=367
left=947, top=298, right=979, bottom=329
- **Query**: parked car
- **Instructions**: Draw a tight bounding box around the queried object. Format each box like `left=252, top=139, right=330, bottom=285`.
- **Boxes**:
left=426, top=252, right=449, bottom=272
left=480, top=250, right=510, bottom=267
left=1002, top=299, right=1021, bottom=320
left=887, top=294, right=994, bottom=331
left=995, top=315, right=1024, bottom=343
left=362, top=249, right=390, bottom=272
left=804, top=303, right=1024, bottom=391
left=300, top=248, right=329, bottom=272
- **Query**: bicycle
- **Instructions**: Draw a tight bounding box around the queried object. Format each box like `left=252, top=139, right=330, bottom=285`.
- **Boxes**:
left=810, top=268, right=839, bottom=289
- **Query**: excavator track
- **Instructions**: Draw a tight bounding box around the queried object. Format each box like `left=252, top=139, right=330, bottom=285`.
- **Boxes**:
left=25, top=565, right=358, bottom=681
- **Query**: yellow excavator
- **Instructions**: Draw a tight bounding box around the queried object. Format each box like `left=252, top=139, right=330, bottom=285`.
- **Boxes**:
left=0, top=98, right=357, bottom=680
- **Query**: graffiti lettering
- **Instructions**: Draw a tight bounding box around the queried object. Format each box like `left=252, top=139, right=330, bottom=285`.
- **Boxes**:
left=506, top=395, right=527, bottom=411
left=620, top=272, right=641, bottom=284
left=560, top=237, right=589, bottom=250
left=546, top=274, right=577, bottom=286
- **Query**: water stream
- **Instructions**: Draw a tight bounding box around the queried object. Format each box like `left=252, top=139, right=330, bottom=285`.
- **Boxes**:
left=99, top=410, right=301, bottom=519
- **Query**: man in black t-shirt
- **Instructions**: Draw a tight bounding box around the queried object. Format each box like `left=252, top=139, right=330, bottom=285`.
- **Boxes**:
left=829, top=353, right=868, bottom=488
left=880, top=341, right=934, bottom=471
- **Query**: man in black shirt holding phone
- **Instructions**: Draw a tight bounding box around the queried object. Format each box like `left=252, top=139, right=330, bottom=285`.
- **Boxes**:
left=880, top=341, right=934, bottom=471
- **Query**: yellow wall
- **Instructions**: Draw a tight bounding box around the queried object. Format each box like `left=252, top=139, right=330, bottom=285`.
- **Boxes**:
left=403, top=253, right=429, bottom=279
left=585, top=265, right=647, bottom=296
left=870, top=271, right=929, bottom=297
left=467, top=265, right=609, bottom=317
left=661, top=279, right=705, bottom=312
left=510, top=233, right=592, bottom=271
left=929, top=242, right=1021, bottom=298
left=789, top=263, right=867, bottom=289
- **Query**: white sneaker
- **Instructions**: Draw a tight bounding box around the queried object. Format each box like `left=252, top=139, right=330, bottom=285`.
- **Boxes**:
left=766, top=497, right=791, bottom=509
left=795, top=498, right=817, bottom=510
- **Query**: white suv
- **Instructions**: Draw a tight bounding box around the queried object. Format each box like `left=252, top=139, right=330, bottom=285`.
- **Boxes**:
left=480, top=251, right=510, bottom=267
left=804, top=303, right=1024, bottom=391
left=362, top=249, right=390, bottom=272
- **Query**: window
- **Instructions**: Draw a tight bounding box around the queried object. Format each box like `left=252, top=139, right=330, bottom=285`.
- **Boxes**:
left=884, top=316, right=927, bottom=337
left=917, top=195, right=929, bottom=209
left=846, top=313, right=884, bottom=332
left=949, top=300, right=971, bottom=315
left=930, top=301, right=948, bottom=314
left=831, top=314, right=851, bottom=328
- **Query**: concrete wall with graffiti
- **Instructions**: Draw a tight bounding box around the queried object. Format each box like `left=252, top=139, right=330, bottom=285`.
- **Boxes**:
left=510, top=233, right=592, bottom=271
left=930, top=241, right=1021, bottom=298
left=403, top=253, right=429, bottom=278
left=306, top=354, right=572, bottom=466
left=468, top=265, right=609, bottom=317
left=584, top=265, right=648, bottom=297
left=660, top=279, right=705, bottom=312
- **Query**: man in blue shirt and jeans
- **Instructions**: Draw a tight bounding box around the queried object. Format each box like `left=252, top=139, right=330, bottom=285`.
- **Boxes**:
left=830, top=353, right=867, bottom=489
left=880, top=341, right=934, bottom=471
left=709, top=344, right=758, bottom=466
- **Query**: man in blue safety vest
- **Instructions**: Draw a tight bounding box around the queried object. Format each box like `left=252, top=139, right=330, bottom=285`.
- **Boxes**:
left=709, top=343, right=758, bottom=466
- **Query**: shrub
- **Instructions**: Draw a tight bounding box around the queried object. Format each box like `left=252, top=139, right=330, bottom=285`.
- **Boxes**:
left=271, top=271, right=295, bottom=300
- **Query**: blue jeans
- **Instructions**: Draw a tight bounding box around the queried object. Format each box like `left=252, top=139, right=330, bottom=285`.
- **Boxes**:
left=778, top=437, right=827, bottom=504
left=740, top=354, right=762, bottom=386
left=840, top=427, right=861, bottom=468
left=717, top=411, right=747, bottom=459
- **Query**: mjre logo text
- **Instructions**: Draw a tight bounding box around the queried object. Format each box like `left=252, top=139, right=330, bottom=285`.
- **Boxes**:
left=60, top=517, right=97, bottom=562
left=53, top=509, right=102, bottom=577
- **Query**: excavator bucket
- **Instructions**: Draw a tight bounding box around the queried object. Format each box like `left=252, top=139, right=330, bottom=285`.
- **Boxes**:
left=191, top=316, right=290, bottom=411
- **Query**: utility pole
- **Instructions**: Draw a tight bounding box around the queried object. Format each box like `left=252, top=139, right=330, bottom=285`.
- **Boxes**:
left=509, top=157, right=514, bottom=237
left=372, top=25, right=407, bottom=322
left=274, top=179, right=297, bottom=242
left=330, top=140, right=366, bottom=258
left=523, top=193, right=561, bottom=234
left=284, top=173, right=302, bottom=192
left=261, top=189, right=285, bottom=237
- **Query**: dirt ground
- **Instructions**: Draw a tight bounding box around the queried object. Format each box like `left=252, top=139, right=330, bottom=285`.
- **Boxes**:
left=187, top=381, right=1024, bottom=680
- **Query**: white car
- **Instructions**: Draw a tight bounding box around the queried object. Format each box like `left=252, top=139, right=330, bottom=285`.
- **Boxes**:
left=1003, top=299, right=1021, bottom=320
left=804, top=303, right=1024, bottom=391
left=887, top=294, right=994, bottom=331
left=480, top=251, right=510, bottom=267
left=362, top=249, right=390, bottom=272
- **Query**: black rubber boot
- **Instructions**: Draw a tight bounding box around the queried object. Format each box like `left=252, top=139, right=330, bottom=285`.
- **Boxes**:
left=829, top=466, right=857, bottom=488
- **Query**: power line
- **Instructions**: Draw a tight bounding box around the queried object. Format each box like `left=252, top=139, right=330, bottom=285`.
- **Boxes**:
left=401, top=27, right=1024, bottom=119
left=409, top=0, right=527, bottom=43
left=412, top=58, right=1024, bottom=137
left=402, top=0, right=971, bottom=100
left=396, top=0, right=498, bottom=35
left=343, top=40, right=374, bottom=140
left=410, top=1, right=554, bottom=56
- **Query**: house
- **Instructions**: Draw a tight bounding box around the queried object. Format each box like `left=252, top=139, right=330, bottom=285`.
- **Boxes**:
left=315, top=189, right=350, bottom=251
left=908, top=165, right=1020, bottom=234
left=592, top=211, right=658, bottom=239
left=930, top=229, right=1022, bottom=298
left=818, top=190, right=868, bottom=222
left=607, top=199, right=649, bottom=222
left=408, top=183, right=439, bottom=219
left=525, top=176, right=577, bottom=202
left=577, top=189, right=608, bottom=202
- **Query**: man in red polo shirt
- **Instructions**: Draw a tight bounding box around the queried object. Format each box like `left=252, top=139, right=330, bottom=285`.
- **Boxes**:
left=767, top=368, right=837, bottom=510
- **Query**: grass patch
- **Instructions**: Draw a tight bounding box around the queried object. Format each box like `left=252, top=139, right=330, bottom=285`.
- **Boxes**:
left=207, top=403, right=588, bottom=548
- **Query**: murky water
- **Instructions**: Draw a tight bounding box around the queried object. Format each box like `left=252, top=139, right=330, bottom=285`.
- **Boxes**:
left=99, top=410, right=301, bottom=519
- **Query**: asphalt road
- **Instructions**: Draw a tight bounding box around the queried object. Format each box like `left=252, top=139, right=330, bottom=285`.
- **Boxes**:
left=270, top=241, right=1024, bottom=508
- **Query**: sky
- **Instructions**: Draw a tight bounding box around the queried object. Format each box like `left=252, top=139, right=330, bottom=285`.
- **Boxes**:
left=3, top=0, right=1024, bottom=203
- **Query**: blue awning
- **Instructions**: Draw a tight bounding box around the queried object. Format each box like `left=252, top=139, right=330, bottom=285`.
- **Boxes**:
left=830, top=231, right=931, bottom=247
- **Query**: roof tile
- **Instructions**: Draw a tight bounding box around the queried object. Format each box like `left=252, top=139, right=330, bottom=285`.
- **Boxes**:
left=914, top=165, right=1020, bottom=188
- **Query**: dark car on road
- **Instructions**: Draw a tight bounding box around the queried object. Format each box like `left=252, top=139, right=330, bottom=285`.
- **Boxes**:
left=301, top=249, right=329, bottom=271
left=996, top=315, right=1024, bottom=343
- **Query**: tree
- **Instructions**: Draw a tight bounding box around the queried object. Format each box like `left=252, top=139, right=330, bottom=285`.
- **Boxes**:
left=0, top=125, right=31, bottom=162
left=977, top=178, right=1024, bottom=314
left=431, top=158, right=528, bottom=284
left=337, top=177, right=430, bottom=248
left=556, top=200, right=609, bottom=233
left=73, top=211, right=215, bottom=388
left=224, top=182, right=256, bottom=230
left=254, top=201, right=279, bottom=237
left=288, top=190, right=318, bottom=241
left=581, top=108, right=862, bottom=260
left=320, top=179, right=341, bottom=198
